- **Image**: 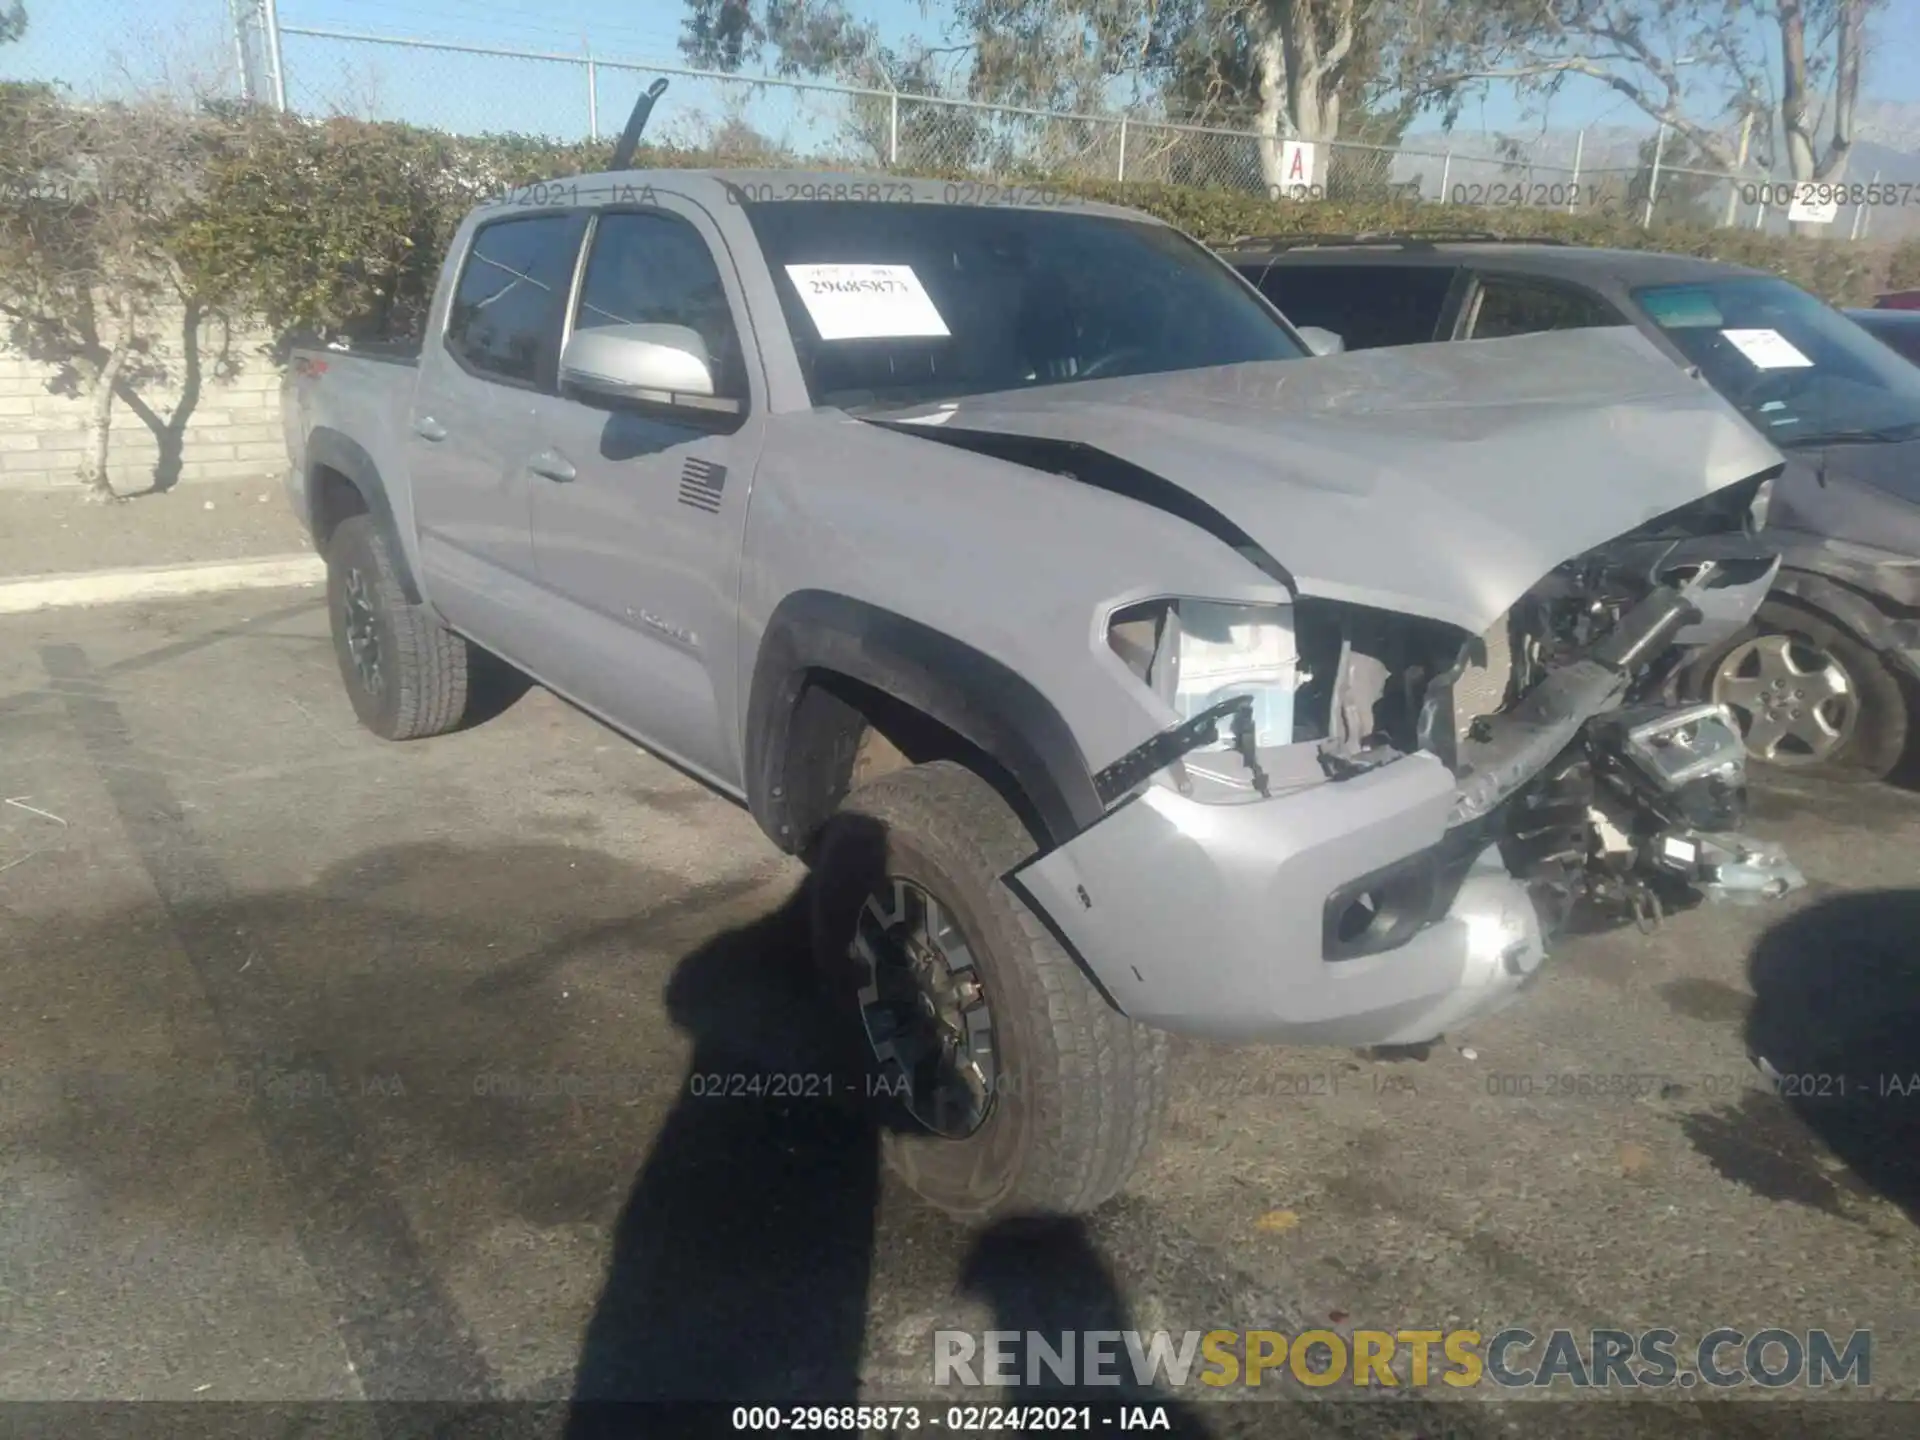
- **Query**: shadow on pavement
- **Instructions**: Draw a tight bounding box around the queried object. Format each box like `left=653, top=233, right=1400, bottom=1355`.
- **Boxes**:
left=1739, top=888, right=1920, bottom=1222
left=2, top=809, right=1205, bottom=1424
left=563, top=879, right=879, bottom=1411
left=562, top=815, right=1213, bottom=1437
left=957, top=1217, right=1215, bottom=1436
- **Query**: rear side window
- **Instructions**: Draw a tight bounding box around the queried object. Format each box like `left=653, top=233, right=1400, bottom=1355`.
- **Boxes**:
left=1467, top=275, right=1625, bottom=339
left=573, top=210, right=748, bottom=399
left=1242, top=263, right=1455, bottom=349
left=446, top=213, right=587, bottom=387
left=1857, top=315, right=1920, bottom=368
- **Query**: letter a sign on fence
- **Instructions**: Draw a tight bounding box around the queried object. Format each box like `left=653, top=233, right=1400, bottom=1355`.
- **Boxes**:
left=1278, top=140, right=1319, bottom=196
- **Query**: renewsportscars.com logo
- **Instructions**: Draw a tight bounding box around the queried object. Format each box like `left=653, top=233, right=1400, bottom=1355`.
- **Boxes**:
left=933, top=1327, right=1872, bottom=1390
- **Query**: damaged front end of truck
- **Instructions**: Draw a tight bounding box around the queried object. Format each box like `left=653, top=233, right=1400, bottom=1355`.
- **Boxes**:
left=1098, top=478, right=1802, bottom=960
left=1010, top=485, right=1803, bottom=1044
left=873, top=327, right=1807, bottom=1044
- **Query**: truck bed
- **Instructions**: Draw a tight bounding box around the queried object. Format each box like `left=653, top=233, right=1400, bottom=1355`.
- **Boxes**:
left=282, top=340, right=423, bottom=543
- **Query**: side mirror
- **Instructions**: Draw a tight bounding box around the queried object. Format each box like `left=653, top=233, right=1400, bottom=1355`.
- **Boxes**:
left=1296, top=326, right=1346, bottom=357
left=559, top=323, right=741, bottom=415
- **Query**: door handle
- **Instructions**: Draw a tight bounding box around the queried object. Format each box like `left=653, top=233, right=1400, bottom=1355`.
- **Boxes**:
left=528, top=450, right=576, bottom=483
left=411, top=416, right=448, bottom=442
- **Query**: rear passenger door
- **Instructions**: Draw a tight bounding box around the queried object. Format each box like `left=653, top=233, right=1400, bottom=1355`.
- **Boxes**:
left=409, top=210, right=586, bottom=648
left=1456, top=273, right=1629, bottom=341
left=1242, top=263, right=1460, bottom=350
left=527, top=200, right=764, bottom=790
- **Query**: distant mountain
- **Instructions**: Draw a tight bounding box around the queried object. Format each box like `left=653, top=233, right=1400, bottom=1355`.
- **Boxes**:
left=1846, top=139, right=1920, bottom=238
left=1858, top=100, right=1920, bottom=154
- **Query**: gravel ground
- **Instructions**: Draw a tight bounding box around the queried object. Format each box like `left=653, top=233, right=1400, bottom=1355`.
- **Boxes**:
left=0, top=588, right=1916, bottom=1439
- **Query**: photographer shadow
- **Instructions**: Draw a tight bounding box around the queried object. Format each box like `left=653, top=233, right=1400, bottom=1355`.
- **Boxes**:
left=1742, top=887, right=1920, bottom=1223
left=956, top=1217, right=1216, bottom=1438
left=561, top=814, right=1209, bottom=1437
left=562, top=874, right=881, bottom=1422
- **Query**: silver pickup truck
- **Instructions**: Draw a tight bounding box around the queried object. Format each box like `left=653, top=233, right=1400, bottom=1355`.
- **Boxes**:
left=284, top=167, right=1802, bottom=1219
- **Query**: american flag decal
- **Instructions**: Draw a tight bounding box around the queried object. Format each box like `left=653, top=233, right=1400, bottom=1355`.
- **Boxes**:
left=678, top=457, right=727, bottom=514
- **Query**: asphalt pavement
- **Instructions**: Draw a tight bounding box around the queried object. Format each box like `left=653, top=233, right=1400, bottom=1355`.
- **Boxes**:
left=2, top=588, right=1918, bottom=1438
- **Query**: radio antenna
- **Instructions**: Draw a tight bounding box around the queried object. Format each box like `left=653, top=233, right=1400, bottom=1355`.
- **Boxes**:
left=610, top=79, right=670, bottom=170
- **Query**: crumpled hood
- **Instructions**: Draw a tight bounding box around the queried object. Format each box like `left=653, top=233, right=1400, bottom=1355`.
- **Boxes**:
left=870, top=327, right=1783, bottom=634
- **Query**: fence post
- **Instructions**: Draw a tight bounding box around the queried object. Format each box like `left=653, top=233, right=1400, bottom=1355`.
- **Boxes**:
left=1643, top=122, right=1667, bottom=228
left=1568, top=129, right=1584, bottom=212
left=888, top=90, right=899, bottom=166
left=261, top=0, right=287, bottom=110
left=1852, top=169, right=1879, bottom=240
left=1117, top=117, right=1127, bottom=182
left=586, top=52, right=598, bottom=141
left=1723, top=110, right=1753, bottom=227
left=1438, top=149, right=1452, bottom=203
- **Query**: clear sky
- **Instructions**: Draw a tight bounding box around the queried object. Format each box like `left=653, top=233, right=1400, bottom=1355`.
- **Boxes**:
left=6, top=0, right=1919, bottom=147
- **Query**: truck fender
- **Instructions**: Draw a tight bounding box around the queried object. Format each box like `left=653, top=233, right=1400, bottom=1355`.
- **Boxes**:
left=742, top=590, right=1104, bottom=854
left=1772, top=567, right=1920, bottom=676
left=305, top=426, right=423, bottom=605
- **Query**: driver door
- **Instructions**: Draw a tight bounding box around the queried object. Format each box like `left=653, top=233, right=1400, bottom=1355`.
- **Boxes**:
left=527, top=201, right=765, bottom=789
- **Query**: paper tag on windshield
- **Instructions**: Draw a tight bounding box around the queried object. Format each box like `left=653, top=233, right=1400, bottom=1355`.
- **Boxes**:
left=784, top=264, right=950, bottom=341
left=1722, top=328, right=1813, bottom=370
left=894, top=405, right=957, bottom=426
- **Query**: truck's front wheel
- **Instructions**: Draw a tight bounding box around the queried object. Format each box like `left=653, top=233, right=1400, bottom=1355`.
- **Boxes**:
left=810, top=761, right=1168, bottom=1220
left=326, top=515, right=473, bottom=741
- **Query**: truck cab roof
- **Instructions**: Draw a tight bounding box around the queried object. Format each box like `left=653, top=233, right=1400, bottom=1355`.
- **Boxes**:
left=477, top=169, right=1160, bottom=226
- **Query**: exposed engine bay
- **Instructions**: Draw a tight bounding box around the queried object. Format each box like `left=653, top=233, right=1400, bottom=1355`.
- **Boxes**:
left=1103, top=469, right=1804, bottom=948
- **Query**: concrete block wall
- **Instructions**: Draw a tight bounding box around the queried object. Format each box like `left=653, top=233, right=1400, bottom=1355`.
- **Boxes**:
left=0, top=317, right=288, bottom=491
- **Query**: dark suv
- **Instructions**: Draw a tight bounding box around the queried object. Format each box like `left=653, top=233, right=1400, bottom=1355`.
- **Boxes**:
left=1849, top=307, right=1920, bottom=367
left=1221, top=235, right=1920, bottom=781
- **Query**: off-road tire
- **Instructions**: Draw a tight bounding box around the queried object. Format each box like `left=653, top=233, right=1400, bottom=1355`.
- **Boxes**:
left=809, top=760, right=1170, bottom=1220
left=1684, top=597, right=1910, bottom=783
left=326, top=514, right=471, bottom=740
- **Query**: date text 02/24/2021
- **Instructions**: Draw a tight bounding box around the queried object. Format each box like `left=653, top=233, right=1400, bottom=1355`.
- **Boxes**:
left=729, top=1404, right=1171, bottom=1432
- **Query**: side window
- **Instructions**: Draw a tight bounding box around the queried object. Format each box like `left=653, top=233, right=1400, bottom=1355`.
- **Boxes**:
left=1245, top=263, right=1455, bottom=349
left=445, top=213, right=586, bottom=387
left=1469, top=276, right=1625, bottom=339
left=572, top=210, right=747, bottom=399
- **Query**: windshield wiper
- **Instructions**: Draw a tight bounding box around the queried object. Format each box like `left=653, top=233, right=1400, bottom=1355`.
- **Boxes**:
left=1779, top=421, right=1920, bottom=448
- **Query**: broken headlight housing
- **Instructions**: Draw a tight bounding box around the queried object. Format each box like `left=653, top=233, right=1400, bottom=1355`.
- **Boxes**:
left=1095, top=599, right=1309, bottom=804
left=1108, top=599, right=1302, bottom=751
left=1590, top=700, right=1749, bottom=832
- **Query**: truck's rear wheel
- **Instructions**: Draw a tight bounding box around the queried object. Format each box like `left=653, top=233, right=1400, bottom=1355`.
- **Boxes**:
left=325, top=514, right=472, bottom=740
left=809, top=760, right=1168, bottom=1220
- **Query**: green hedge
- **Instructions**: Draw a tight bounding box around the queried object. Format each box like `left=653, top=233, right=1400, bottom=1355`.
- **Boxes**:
left=181, top=111, right=1920, bottom=339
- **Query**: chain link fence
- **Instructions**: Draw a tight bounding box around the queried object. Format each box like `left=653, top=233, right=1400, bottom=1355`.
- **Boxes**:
left=7, top=5, right=1898, bottom=240
left=274, top=26, right=1843, bottom=235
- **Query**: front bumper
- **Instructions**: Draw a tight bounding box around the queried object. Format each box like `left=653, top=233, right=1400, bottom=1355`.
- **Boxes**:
left=1011, top=700, right=1803, bottom=1047
left=1009, top=753, right=1548, bottom=1046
